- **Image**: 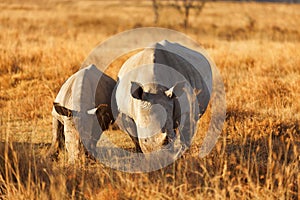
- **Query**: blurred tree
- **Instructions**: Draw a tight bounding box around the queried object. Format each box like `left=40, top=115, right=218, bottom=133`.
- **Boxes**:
left=151, top=0, right=207, bottom=29
left=152, top=0, right=160, bottom=24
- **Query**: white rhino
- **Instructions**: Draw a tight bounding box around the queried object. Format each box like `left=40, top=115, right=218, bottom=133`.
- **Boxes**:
left=49, top=64, right=116, bottom=163
left=113, top=40, right=212, bottom=153
left=50, top=40, right=212, bottom=163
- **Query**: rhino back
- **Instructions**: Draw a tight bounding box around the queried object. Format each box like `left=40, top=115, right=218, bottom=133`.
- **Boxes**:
left=54, top=64, right=116, bottom=114
left=115, top=41, right=212, bottom=118
left=154, top=43, right=211, bottom=115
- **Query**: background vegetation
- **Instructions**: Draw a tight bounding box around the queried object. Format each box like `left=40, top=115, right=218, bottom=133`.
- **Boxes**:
left=0, top=0, right=299, bottom=199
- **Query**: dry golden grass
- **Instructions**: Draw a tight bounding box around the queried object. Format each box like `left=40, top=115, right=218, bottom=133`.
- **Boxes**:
left=0, top=0, right=300, bottom=199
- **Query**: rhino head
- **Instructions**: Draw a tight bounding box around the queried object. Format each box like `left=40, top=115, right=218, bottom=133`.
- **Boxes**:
left=130, top=81, right=185, bottom=153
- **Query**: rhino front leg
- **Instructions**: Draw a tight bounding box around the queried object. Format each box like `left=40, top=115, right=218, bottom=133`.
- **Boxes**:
left=116, top=113, right=142, bottom=153
left=129, top=132, right=142, bottom=153
left=47, top=117, right=64, bottom=160
left=64, top=119, right=80, bottom=164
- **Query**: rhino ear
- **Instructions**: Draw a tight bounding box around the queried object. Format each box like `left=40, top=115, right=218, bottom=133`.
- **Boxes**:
left=131, top=81, right=144, bottom=100
left=165, top=81, right=185, bottom=98
left=87, top=104, right=109, bottom=115
left=53, top=102, right=74, bottom=117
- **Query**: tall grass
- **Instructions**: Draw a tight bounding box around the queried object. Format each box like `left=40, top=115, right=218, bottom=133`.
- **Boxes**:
left=0, top=0, right=299, bottom=199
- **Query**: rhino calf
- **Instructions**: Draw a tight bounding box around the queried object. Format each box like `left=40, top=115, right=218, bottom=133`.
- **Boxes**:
left=48, top=65, right=116, bottom=163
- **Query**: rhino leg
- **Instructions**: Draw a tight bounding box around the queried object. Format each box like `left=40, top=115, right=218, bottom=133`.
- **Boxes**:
left=86, top=119, right=104, bottom=159
left=47, top=117, right=64, bottom=160
left=129, top=133, right=142, bottom=153
left=64, top=119, right=80, bottom=164
left=116, top=113, right=142, bottom=153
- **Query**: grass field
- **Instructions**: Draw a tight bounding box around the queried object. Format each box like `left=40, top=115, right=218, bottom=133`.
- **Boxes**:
left=0, top=0, right=300, bottom=199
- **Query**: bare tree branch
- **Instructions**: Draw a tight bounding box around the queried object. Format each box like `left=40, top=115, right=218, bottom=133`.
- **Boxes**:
left=152, top=0, right=160, bottom=24
left=151, top=0, right=207, bottom=29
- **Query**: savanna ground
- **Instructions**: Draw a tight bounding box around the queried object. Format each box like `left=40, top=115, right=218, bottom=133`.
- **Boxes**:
left=0, top=0, right=300, bottom=199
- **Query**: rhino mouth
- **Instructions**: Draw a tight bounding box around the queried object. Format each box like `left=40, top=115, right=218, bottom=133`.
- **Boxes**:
left=138, top=129, right=178, bottom=153
left=138, top=132, right=165, bottom=153
left=162, top=131, right=177, bottom=146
